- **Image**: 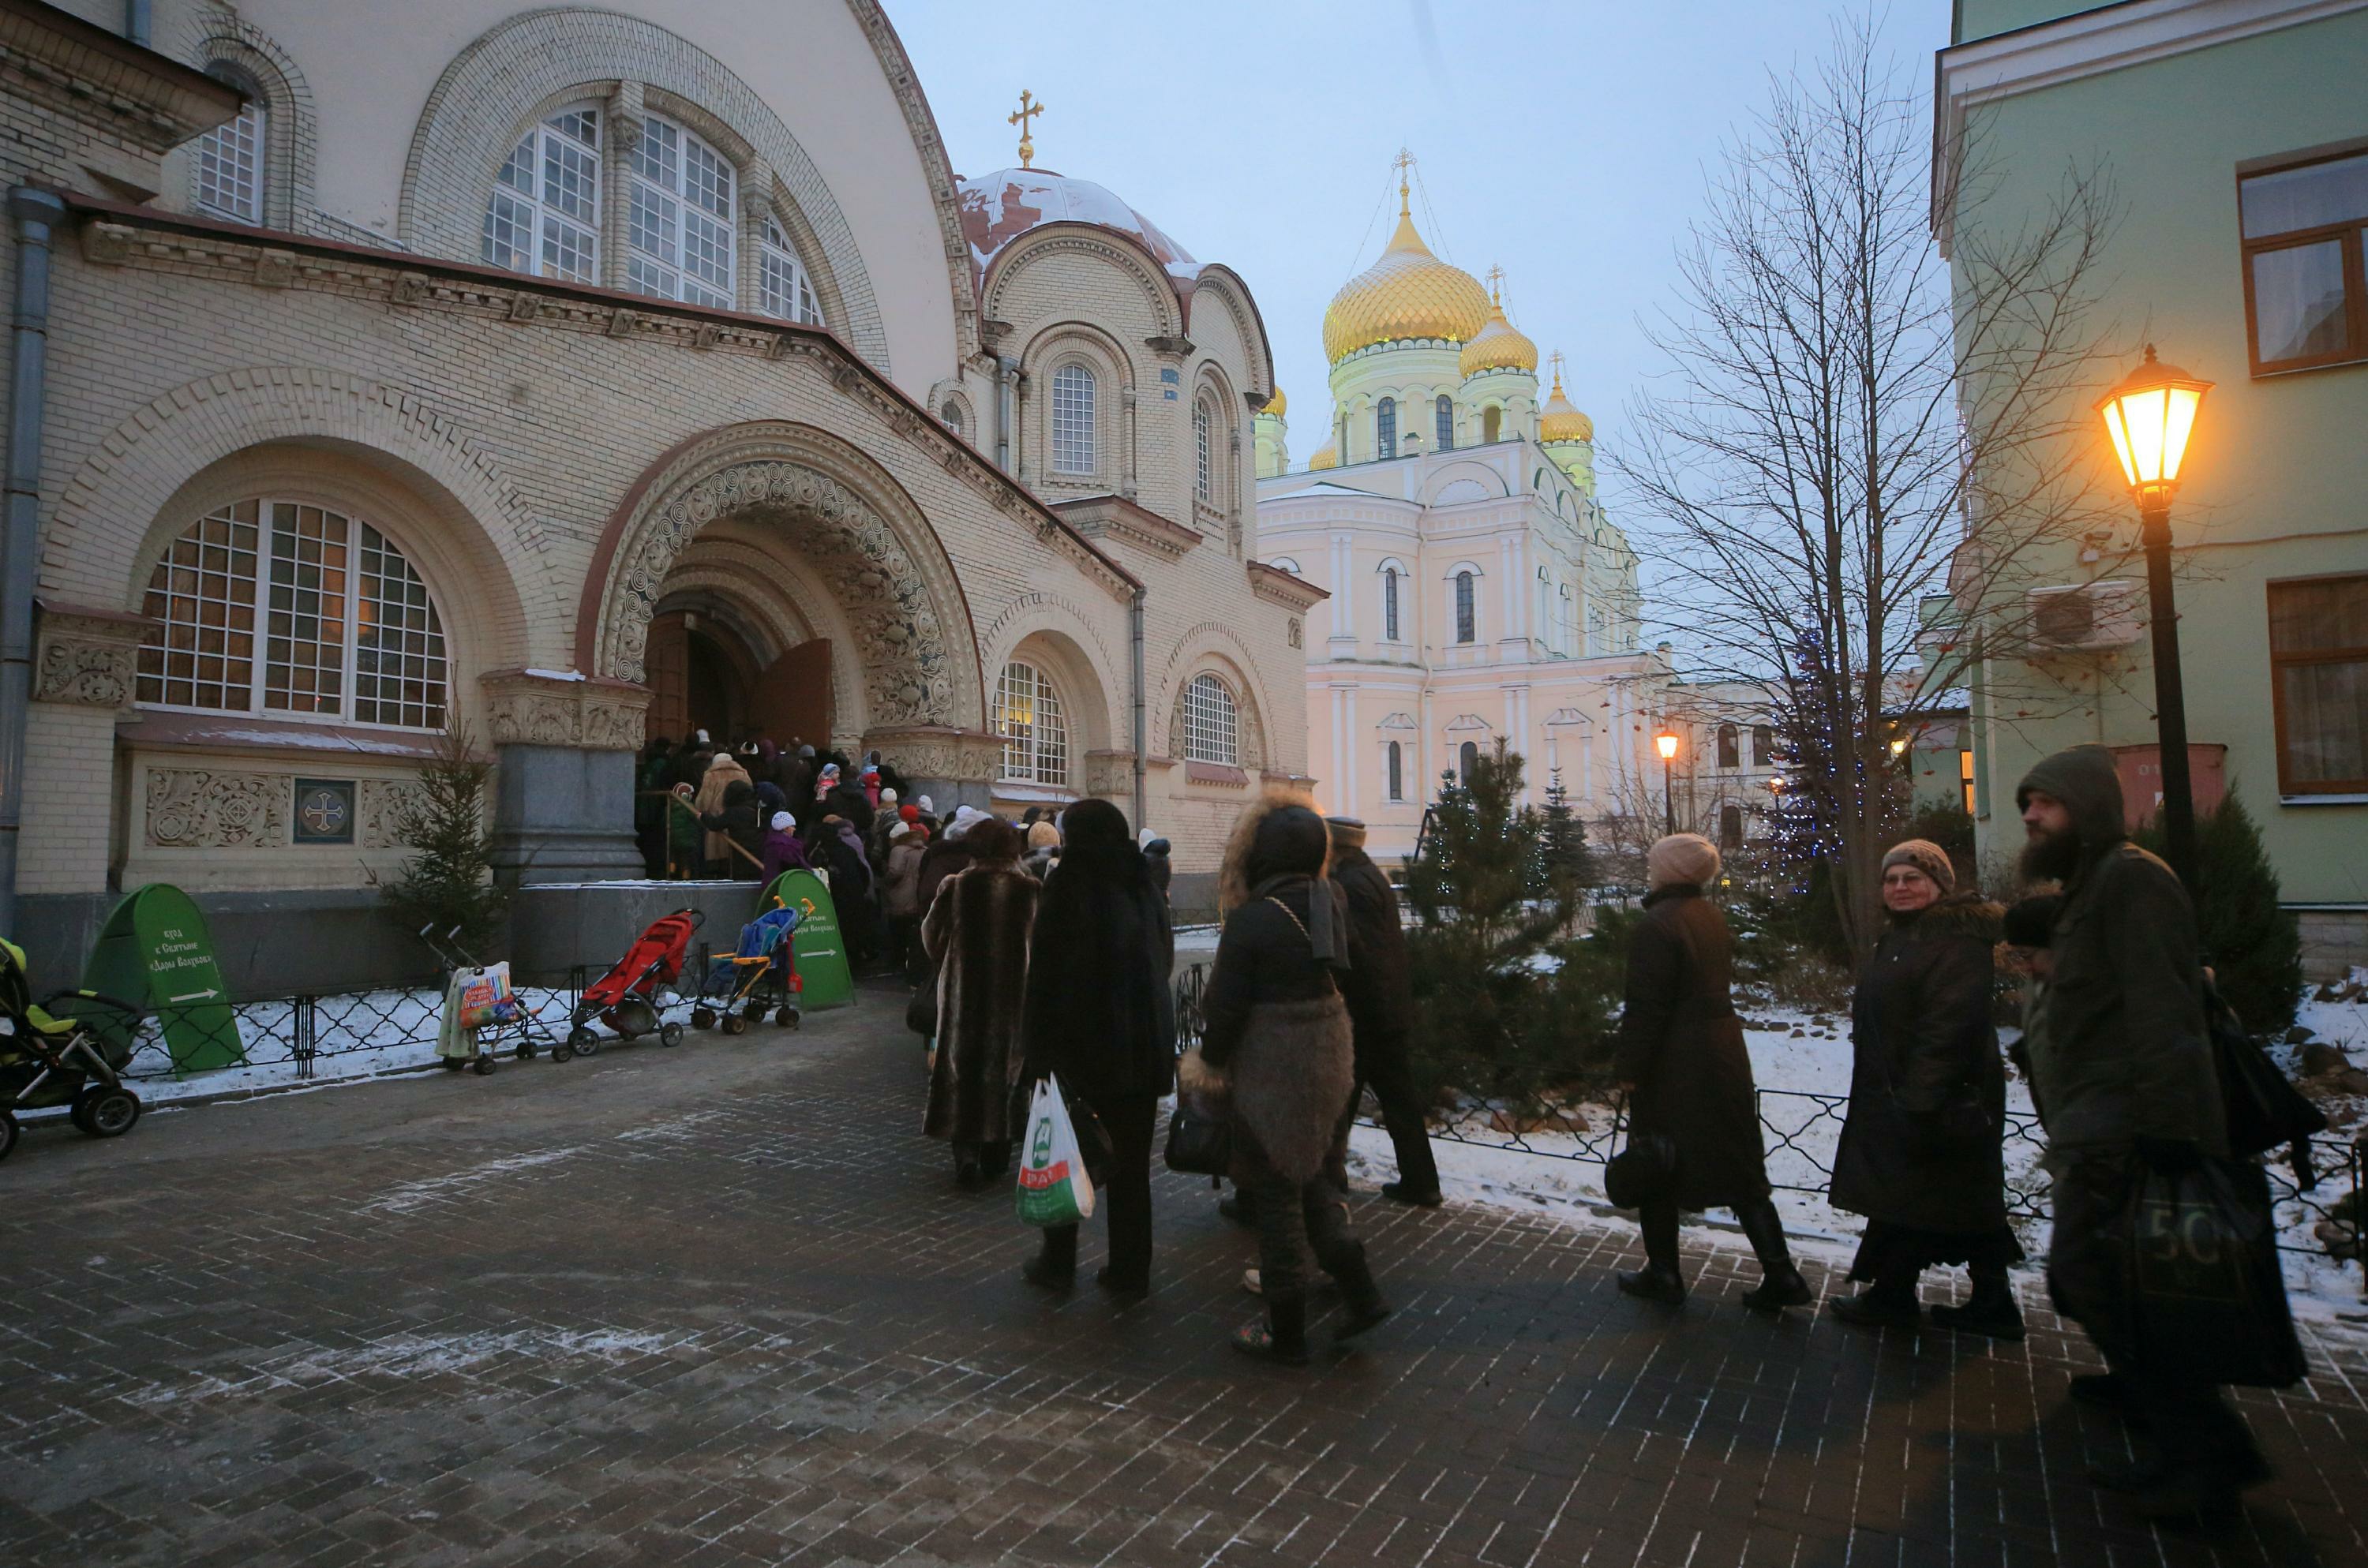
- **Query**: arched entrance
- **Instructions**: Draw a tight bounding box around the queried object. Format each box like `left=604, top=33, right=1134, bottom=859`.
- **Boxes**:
left=643, top=606, right=835, bottom=750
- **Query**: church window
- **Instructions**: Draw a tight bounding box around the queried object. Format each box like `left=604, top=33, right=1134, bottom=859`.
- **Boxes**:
left=1052, top=363, right=1096, bottom=473
left=136, top=500, right=449, bottom=729
left=1459, top=740, right=1480, bottom=781
left=484, top=107, right=600, bottom=283
left=1387, top=740, right=1404, bottom=801
left=193, top=69, right=264, bottom=226
left=1436, top=394, right=1455, bottom=451
left=1454, top=571, right=1476, bottom=644
left=994, top=661, right=1069, bottom=786
left=759, top=215, right=823, bottom=325
left=1182, top=673, right=1238, bottom=765
left=1720, top=804, right=1744, bottom=850
left=942, top=401, right=964, bottom=436
left=1382, top=567, right=1400, bottom=642
left=1752, top=724, right=1774, bottom=766
left=1194, top=399, right=1213, bottom=500
left=1718, top=724, right=1741, bottom=769
left=1482, top=406, right=1502, bottom=443
left=627, top=114, right=736, bottom=309
left=1376, top=397, right=1396, bottom=458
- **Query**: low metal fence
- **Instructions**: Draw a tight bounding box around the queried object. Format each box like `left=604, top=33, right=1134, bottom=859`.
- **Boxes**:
left=1172, top=964, right=2366, bottom=1275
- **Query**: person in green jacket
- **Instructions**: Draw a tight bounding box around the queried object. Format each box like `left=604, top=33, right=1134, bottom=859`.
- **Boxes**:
left=2016, top=743, right=2260, bottom=1524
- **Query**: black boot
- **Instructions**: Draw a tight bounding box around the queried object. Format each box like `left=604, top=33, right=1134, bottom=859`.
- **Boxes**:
left=1930, top=1269, right=2025, bottom=1340
left=1023, top=1226, right=1077, bottom=1290
left=1329, top=1247, right=1392, bottom=1340
left=1735, top=1203, right=1812, bottom=1312
left=1828, top=1277, right=1920, bottom=1329
left=1232, top=1291, right=1309, bottom=1365
left=1617, top=1263, right=1687, bottom=1304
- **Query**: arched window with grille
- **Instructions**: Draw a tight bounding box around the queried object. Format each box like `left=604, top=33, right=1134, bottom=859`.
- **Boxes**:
left=137, top=499, right=449, bottom=729
left=993, top=661, right=1069, bottom=785
left=1454, top=571, right=1476, bottom=644
left=758, top=215, right=822, bottom=324
left=1387, top=740, right=1403, bottom=801
left=1376, top=397, right=1396, bottom=458
left=941, top=402, right=964, bottom=436
left=1051, top=363, right=1096, bottom=473
left=485, top=107, right=601, bottom=283
left=1182, top=673, right=1238, bottom=765
left=193, top=66, right=265, bottom=226
left=626, top=114, right=735, bottom=309
left=1382, top=567, right=1401, bottom=642
left=1718, top=724, right=1741, bottom=769
left=1436, top=394, right=1455, bottom=451
left=1193, top=399, right=1213, bottom=501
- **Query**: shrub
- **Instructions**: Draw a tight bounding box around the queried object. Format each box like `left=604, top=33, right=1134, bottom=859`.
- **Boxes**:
left=2133, top=790, right=2301, bottom=1036
left=375, top=726, right=508, bottom=963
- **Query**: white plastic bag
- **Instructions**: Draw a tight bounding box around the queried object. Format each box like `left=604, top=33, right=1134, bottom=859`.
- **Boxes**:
left=1014, top=1072, right=1096, bottom=1226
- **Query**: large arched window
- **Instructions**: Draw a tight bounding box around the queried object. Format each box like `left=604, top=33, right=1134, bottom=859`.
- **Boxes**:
left=1386, top=740, right=1403, bottom=802
left=1482, top=406, right=1503, bottom=443
left=1182, top=672, right=1238, bottom=765
left=1454, top=571, right=1477, bottom=644
left=1193, top=399, right=1213, bottom=501
left=759, top=215, right=822, bottom=324
left=1459, top=740, right=1480, bottom=780
left=1718, top=724, right=1741, bottom=769
left=1376, top=397, right=1397, bottom=458
left=628, top=114, right=735, bottom=309
left=136, top=500, right=449, bottom=729
left=484, top=106, right=600, bottom=283
left=192, top=67, right=264, bottom=226
left=1435, top=394, right=1455, bottom=451
left=993, top=661, right=1069, bottom=785
left=942, top=401, right=965, bottom=437
left=1051, top=363, right=1096, bottom=474
left=1382, top=567, right=1401, bottom=642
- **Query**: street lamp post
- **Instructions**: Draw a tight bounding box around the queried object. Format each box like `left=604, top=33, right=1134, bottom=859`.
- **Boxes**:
left=2096, top=345, right=2213, bottom=888
left=1654, top=728, right=1679, bottom=836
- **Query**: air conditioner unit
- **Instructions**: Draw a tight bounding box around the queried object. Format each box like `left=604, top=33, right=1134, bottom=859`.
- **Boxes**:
left=2027, top=580, right=2139, bottom=652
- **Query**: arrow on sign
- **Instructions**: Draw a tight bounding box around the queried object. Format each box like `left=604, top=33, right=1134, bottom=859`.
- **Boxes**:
left=168, top=989, right=220, bottom=1003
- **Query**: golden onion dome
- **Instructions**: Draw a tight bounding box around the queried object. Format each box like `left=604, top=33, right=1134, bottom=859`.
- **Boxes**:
left=1539, top=364, right=1594, bottom=443
left=1308, top=437, right=1339, bottom=470
left=1459, top=294, right=1538, bottom=377
left=1321, top=183, right=1490, bottom=363
left=1260, top=387, right=1287, bottom=419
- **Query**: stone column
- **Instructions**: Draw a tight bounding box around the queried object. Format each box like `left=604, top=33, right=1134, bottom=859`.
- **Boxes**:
left=20, top=603, right=150, bottom=971
left=861, top=725, right=1002, bottom=815
left=738, top=159, right=776, bottom=316
left=481, top=669, right=652, bottom=885
left=601, top=82, right=645, bottom=294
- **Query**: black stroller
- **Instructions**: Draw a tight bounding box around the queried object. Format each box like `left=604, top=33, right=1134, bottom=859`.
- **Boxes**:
left=0, top=937, right=146, bottom=1161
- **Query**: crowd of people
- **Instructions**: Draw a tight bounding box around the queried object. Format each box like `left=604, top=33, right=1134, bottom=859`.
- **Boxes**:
left=644, top=731, right=2280, bottom=1525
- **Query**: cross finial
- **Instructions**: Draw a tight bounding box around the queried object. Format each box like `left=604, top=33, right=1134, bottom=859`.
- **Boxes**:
left=1549, top=349, right=1566, bottom=390
left=1392, top=147, right=1414, bottom=215
left=1009, top=90, right=1046, bottom=170
left=1485, top=264, right=1506, bottom=305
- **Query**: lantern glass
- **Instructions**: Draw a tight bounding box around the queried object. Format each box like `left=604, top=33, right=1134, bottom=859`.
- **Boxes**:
left=2096, top=347, right=2212, bottom=496
left=1654, top=731, right=1679, bottom=762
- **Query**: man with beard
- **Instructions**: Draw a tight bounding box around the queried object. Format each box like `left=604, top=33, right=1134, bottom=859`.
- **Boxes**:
left=2015, top=743, right=2262, bottom=1522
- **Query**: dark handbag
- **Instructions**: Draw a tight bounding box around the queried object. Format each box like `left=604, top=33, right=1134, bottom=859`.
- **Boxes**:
left=2123, top=1154, right=2307, bottom=1390
left=2208, top=978, right=2325, bottom=1172
left=1164, top=1091, right=1232, bottom=1177
left=1603, top=1098, right=1679, bottom=1211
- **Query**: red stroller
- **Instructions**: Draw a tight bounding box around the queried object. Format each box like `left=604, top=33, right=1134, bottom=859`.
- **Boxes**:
left=562, top=908, right=703, bottom=1061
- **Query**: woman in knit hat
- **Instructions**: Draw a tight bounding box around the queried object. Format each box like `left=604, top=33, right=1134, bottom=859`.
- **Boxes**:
left=1827, top=839, right=2020, bottom=1337
left=1612, top=834, right=1810, bottom=1311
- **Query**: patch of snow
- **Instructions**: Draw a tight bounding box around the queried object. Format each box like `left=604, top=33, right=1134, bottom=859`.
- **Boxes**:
left=121, top=1327, right=710, bottom=1408
left=360, top=1145, right=586, bottom=1216
left=522, top=667, right=586, bottom=682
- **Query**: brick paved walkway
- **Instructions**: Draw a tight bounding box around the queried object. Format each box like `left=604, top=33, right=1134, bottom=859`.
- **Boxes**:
left=4, top=982, right=2365, bottom=1568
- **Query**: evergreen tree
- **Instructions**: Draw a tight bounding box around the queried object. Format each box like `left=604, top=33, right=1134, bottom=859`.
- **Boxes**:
left=2134, top=791, right=2302, bottom=1035
left=1537, top=769, right=1598, bottom=897
left=377, top=726, right=508, bottom=962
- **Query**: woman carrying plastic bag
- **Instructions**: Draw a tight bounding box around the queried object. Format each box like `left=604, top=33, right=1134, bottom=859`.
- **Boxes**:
left=1014, top=1072, right=1095, bottom=1228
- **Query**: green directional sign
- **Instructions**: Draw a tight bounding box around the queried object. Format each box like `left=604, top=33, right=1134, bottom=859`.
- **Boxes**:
left=81, top=885, right=245, bottom=1073
left=755, top=866, right=855, bottom=1009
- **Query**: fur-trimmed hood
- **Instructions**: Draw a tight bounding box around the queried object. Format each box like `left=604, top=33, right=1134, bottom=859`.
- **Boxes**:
left=1217, top=788, right=1328, bottom=914
left=1889, top=891, right=2003, bottom=943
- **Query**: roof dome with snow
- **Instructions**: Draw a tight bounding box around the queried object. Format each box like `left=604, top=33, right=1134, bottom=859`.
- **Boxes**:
left=957, top=167, right=1199, bottom=283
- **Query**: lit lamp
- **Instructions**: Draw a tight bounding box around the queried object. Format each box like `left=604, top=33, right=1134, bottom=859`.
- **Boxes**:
left=1654, top=728, right=1679, bottom=836
left=2096, top=344, right=2212, bottom=887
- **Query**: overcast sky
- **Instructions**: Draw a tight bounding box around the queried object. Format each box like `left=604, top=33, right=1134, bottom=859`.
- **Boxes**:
left=888, top=0, right=1949, bottom=475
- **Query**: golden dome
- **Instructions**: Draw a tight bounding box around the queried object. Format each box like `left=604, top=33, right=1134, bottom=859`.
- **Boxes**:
left=1321, top=183, right=1489, bottom=363
left=1459, top=294, right=1537, bottom=377
left=1539, top=364, right=1594, bottom=443
left=1260, top=387, right=1287, bottom=419
left=1308, top=437, right=1339, bottom=470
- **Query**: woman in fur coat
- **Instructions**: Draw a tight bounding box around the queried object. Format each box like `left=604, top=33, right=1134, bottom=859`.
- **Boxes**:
left=1196, top=791, right=1390, bottom=1364
left=921, top=818, right=1038, bottom=1188
left=1828, top=840, right=2020, bottom=1336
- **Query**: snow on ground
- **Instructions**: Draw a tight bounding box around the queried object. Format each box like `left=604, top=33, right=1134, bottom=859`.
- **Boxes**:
left=1345, top=986, right=2368, bottom=1327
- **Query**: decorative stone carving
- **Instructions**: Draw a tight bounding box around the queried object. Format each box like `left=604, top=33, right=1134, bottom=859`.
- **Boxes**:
left=82, top=222, right=135, bottom=265
left=861, top=726, right=1001, bottom=784
left=391, top=270, right=432, bottom=305
left=1084, top=750, right=1137, bottom=799
left=358, top=778, right=428, bottom=849
left=480, top=671, right=652, bottom=751
left=1287, top=618, right=1302, bottom=649
left=33, top=602, right=153, bottom=709
left=147, top=769, right=283, bottom=849
left=254, top=249, right=297, bottom=287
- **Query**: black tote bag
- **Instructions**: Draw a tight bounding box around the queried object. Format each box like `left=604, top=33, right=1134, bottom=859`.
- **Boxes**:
left=2124, top=1154, right=2307, bottom=1390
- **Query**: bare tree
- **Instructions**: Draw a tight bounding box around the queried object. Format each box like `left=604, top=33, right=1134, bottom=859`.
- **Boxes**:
left=1612, top=11, right=2123, bottom=952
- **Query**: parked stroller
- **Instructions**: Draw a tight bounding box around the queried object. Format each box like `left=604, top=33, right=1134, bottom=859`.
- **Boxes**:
left=694, top=904, right=801, bottom=1037
left=0, top=938, right=146, bottom=1161
left=418, top=925, right=564, bottom=1073
left=568, top=908, right=703, bottom=1055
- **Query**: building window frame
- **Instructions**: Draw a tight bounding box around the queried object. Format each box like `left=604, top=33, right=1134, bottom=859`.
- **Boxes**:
left=993, top=660, right=1070, bottom=787
left=1717, top=723, right=1740, bottom=769
left=2267, top=571, right=2368, bottom=795
left=1453, top=570, right=1477, bottom=645
left=1435, top=394, right=1455, bottom=451
left=1458, top=739, right=1480, bottom=781
left=1194, top=397, right=1213, bottom=501
left=1376, top=396, right=1397, bottom=459
left=2238, top=144, right=2368, bottom=376
left=758, top=213, right=823, bottom=325
left=1752, top=724, right=1774, bottom=767
left=192, top=67, right=265, bottom=226
left=1381, top=564, right=1402, bottom=642
left=1182, top=672, right=1239, bottom=765
left=1051, top=361, right=1097, bottom=475
left=484, top=104, right=602, bottom=284
left=626, top=112, right=736, bottom=310
left=1386, top=739, right=1403, bottom=802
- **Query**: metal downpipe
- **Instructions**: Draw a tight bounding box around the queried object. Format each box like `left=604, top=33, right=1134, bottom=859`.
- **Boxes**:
left=1130, top=587, right=1147, bottom=836
left=1, top=188, right=64, bottom=933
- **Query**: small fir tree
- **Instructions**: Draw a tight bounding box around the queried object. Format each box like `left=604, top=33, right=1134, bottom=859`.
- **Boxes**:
left=1537, top=769, right=1598, bottom=897
left=2134, top=791, right=2302, bottom=1035
left=377, top=725, right=508, bottom=962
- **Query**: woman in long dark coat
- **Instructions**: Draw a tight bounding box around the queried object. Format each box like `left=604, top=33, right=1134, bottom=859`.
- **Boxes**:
left=1016, top=799, right=1175, bottom=1299
left=921, top=818, right=1037, bottom=1188
left=1613, top=833, right=1808, bottom=1310
left=1829, top=840, right=2020, bottom=1335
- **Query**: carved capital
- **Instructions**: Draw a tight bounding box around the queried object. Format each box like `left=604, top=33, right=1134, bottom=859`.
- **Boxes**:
left=863, top=725, right=1001, bottom=784
left=82, top=221, right=136, bottom=265
left=1084, top=749, right=1137, bottom=799
left=33, top=601, right=154, bottom=709
left=479, top=669, right=652, bottom=751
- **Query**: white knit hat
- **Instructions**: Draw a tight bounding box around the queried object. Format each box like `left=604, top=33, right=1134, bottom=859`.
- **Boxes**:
left=770, top=811, right=794, bottom=833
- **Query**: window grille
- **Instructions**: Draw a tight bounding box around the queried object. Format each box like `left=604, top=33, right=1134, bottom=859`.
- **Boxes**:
left=1376, top=397, right=1396, bottom=458
left=193, top=84, right=264, bottom=225
left=628, top=115, right=734, bottom=309
left=759, top=215, right=823, bottom=325
left=138, top=500, right=448, bottom=729
left=1194, top=400, right=1213, bottom=500
left=1387, top=740, right=1403, bottom=801
left=942, top=402, right=964, bottom=436
left=1051, top=364, right=1096, bottom=473
left=1182, top=673, right=1238, bottom=765
left=1383, top=568, right=1400, bottom=642
left=1436, top=394, right=1455, bottom=451
left=1455, top=571, right=1476, bottom=644
left=483, top=107, right=600, bottom=283
left=994, top=661, right=1069, bottom=785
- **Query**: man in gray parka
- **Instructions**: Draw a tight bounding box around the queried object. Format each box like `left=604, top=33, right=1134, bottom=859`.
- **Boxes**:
left=2017, top=744, right=2262, bottom=1522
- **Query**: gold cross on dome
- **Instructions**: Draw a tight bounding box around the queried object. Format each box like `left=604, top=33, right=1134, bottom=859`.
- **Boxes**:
left=1393, top=147, right=1415, bottom=214
left=1549, top=349, right=1567, bottom=389
left=1486, top=264, right=1506, bottom=304
left=1009, top=90, right=1046, bottom=169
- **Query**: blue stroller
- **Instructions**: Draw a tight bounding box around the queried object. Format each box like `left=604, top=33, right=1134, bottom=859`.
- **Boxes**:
left=692, top=905, right=801, bottom=1036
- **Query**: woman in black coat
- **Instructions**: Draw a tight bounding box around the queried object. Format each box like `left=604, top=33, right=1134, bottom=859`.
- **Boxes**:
left=1016, top=799, right=1175, bottom=1299
left=1828, top=840, right=2020, bottom=1336
left=1613, top=834, right=1809, bottom=1310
